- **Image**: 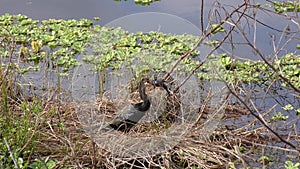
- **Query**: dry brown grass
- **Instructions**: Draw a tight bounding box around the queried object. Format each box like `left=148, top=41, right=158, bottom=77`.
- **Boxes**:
left=1, top=79, right=299, bottom=169
left=23, top=95, right=298, bottom=169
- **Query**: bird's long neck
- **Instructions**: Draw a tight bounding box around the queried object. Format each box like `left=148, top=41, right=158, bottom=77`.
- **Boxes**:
left=135, top=81, right=150, bottom=111
left=139, top=82, right=148, bottom=101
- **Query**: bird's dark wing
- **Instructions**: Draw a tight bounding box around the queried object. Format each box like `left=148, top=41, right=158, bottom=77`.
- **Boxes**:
left=133, top=100, right=151, bottom=111
left=109, top=119, right=136, bottom=132
left=109, top=105, right=147, bottom=132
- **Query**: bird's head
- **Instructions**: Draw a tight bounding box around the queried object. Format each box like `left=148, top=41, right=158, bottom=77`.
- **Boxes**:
left=140, top=78, right=154, bottom=87
left=152, top=79, right=173, bottom=95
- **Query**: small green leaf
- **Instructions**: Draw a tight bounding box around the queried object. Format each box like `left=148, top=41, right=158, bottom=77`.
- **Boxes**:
left=210, top=24, right=225, bottom=34
left=282, top=104, right=294, bottom=111
left=296, top=108, right=300, bottom=116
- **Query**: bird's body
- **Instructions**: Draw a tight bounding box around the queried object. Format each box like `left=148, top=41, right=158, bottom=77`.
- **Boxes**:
left=109, top=78, right=152, bottom=132
left=81, top=76, right=178, bottom=133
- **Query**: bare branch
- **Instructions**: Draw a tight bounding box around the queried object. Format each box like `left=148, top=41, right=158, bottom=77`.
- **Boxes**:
left=225, top=82, right=300, bottom=153
left=163, top=2, right=249, bottom=82
left=174, top=2, right=249, bottom=92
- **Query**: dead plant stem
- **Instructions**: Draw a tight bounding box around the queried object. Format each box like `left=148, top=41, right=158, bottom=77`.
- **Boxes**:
left=225, top=82, right=300, bottom=153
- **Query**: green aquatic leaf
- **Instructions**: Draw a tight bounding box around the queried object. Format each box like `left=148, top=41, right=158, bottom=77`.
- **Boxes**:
left=210, top=24, right=225, bottom=34
left=282, top=104, right=294, bottom=111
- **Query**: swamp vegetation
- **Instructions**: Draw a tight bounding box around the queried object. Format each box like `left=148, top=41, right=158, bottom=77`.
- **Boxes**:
left=0, top=1, right=300, bottom=168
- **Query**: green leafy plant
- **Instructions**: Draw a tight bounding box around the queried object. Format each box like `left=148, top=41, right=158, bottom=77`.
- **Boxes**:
left=270, top=1, right=300, bottom=13
left=0, top=100, right=43, bottom=168
left=210, top=24, right=225, bottom=34
left=114, top=0, right=160, bottom=5
left=271, top=112, right=288, bottom=121
left=29, top=158, right=57, bottom=169
left=0, top=14, right=93, bottom=74
left=285, top=161, right=300, bottom=169
left=85, top=28, right=202, bottom=75
left=282, top=104, right=294, bottom=111
left=229, top=162, right=236, bottom=169
left=0, top=13, right=300, bottom=168
left=258, top=155, right=272, bottom=165
left=282, top=104, right=300, bottom=116
left=296, top=108, right=300, bottom=116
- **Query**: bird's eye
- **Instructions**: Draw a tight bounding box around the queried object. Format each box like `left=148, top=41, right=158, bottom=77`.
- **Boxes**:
left=144, top=80, right=152, bottom=86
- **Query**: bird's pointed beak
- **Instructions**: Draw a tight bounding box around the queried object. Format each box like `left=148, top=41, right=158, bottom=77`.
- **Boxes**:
left=152, top=79, right=173, bottom=95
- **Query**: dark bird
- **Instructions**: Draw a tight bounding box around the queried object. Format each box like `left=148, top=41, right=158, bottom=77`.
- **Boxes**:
left=109, top=78, right=154, bottom=132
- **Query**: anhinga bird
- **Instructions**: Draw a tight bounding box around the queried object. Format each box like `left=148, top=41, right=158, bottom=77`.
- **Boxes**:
left=109, top=78, right=154, bottom=132
left=79, top=77, right=174, bottom=134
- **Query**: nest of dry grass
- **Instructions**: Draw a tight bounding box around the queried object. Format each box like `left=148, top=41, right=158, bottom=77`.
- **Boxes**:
left=1, top=81, right=299, bottom=169
left=23, top=94, right=297, bottom=169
